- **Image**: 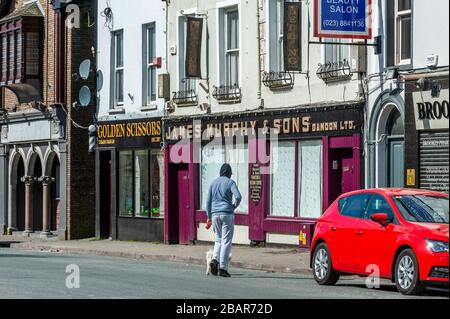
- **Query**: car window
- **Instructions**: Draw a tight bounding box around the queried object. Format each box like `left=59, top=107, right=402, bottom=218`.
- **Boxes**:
left=365, top=195, right=394, bottom=221
left=339, top=194, right=371, bottom=219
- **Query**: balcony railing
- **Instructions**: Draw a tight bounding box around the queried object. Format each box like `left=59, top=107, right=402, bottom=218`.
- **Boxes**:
left=172, top=79, right=198, bottom=107
left=262, top=71, right=294, bottom=90
left=212, top=84, right=242, bottom=104
left=316, top=59, right=353, bottom=83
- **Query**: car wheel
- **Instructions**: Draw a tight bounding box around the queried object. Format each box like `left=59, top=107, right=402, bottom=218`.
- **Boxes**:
left=313, top=243, right=340, bottom=286
left=394, top=249, right=425, bottom=295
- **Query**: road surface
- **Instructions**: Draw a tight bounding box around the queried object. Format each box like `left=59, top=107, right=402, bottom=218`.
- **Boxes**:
left=0, top=248, right=447, bottom=299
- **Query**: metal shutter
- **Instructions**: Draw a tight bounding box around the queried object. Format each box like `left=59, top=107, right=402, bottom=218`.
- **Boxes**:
left=419, top=131, right=449, bottom=193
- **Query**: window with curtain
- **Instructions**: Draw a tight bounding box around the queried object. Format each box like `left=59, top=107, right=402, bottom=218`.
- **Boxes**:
left=201, top=144, right=249, bottom=213
left=270, top=140, right=323, bottom=218
left=298, top=140, right=323, bottom=218
left=271, top=142, right=296, bottom=217
left=226, top=144, right=249, bottom=213
left=201, top=144, right=225, bottom=210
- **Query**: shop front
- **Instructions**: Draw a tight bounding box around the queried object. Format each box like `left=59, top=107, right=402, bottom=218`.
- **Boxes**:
left=164, top=103, right=363, bottom=247
left=404, top=76, right=449, bottom=193
left=95, top=118, right=165, bottom=242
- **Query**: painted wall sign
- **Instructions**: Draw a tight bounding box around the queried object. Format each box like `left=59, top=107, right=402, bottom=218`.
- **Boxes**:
left=314, top=0, right=372, bottom=39
left=284, top=2, right=301, bottom=71
left=413, top=89, right=449, bottom=131
left=185, top=17, right=203, bottom=78
left=165, top=106, right=362, bottom=142
left=250, top=163, right=263, bottom=204
left=97, top=119, right=162, bottom=148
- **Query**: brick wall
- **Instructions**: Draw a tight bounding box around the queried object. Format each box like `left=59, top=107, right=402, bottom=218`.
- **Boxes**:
left=65, top=3, right=96, bottom=239
left=1, top=0, right=97, bottom=240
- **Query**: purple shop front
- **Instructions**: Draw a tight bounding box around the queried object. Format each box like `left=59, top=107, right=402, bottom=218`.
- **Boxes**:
left=164, top=104, right=363, bottom=247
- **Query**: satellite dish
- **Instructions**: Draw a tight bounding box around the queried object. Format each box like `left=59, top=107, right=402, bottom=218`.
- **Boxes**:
left=79, top=59, right=91, bottom=80
left=79, top=86, right=92, bottom=107
left=97, top=70, right=104, bottom=92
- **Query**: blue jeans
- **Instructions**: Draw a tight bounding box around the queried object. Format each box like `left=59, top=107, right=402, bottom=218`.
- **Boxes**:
left=212, top=214, right=235, bottom=271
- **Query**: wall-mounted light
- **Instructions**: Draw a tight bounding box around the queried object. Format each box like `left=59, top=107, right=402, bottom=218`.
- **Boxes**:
left=385, top=66, right=400, bottom=80
left=431, top=82, right=442, bottom=98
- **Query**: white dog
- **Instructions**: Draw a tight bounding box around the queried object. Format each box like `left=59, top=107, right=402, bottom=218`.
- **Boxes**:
left=205, top=249, right=232, bottom=275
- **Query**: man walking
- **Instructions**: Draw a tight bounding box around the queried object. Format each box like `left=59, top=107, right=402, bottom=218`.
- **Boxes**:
left=206, top=163, right=242, bottom=278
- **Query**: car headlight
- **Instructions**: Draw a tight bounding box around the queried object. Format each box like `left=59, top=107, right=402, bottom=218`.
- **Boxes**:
left=426, top=239, right=449, bottom=253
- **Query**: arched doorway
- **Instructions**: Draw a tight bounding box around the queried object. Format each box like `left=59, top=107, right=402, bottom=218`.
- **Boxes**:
left=386, top=110, right=405, bottom=187
left=50, top=155, right=60, bottom=232
left=8, top=152, right=26, bottom=232
left=368, top=95, right=405, bottom=189
left=30, top=155, right=43, bottom=232
left=16, top=157, right=26, bottom=231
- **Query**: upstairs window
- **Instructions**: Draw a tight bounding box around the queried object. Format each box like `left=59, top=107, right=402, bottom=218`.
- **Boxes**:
left=395, top=0, right=412, bottom=65
left=268, top=0, right=285, bottom=72
left=0, top=29, right=39, bottom=85
left=178, top=16, right=197, bottom=94
left=112, top=30, right=124, bottom=108
left=143, top=23, right=157, bottom=106
left=219, top=6, right=239, bottom=88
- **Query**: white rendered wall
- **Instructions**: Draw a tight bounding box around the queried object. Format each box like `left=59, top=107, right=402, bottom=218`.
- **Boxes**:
left=96, top=0, right=166, bottom=120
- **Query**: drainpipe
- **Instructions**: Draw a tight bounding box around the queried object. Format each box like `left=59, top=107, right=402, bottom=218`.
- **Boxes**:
left=256, top=0, right=262, bottom=101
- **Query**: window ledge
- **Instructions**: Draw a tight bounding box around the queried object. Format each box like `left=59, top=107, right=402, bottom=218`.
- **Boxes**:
left=140, top=105, right=158, bottom=112
left=108, top=107, right=125, bottom=114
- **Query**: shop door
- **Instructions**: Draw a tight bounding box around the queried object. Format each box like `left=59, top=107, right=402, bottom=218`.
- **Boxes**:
left=341, top=156, right=356, bottom=195
left=388, top=138, right=404, bottom=188
left=178, top=170, right=191, bottom=244
left=100, top=152, right=112, bottom=239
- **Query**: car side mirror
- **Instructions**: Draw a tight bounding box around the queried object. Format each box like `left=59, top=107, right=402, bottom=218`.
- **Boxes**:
left=371, top=213, right=392, bottom=226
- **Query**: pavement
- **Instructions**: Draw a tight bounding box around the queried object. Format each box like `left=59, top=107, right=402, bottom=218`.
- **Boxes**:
left=1, top=248, right=448, bottom=299
left=0, top=235, right=311, bottom=275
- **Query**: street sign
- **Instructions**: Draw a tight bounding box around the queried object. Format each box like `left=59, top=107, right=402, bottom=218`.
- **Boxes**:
left=314, top=0, right=372, bottom=39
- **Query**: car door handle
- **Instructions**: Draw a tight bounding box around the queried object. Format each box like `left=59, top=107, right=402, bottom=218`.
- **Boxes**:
left=355, top=230, right=364, bottom=236
left=331, top=227, right=337, bottom=232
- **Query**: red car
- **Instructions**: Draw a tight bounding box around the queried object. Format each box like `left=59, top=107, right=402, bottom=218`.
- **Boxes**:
left=311, top=188, right=449, bottom=295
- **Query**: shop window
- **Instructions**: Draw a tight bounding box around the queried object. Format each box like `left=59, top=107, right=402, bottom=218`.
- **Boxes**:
left=118, top=150, right=164, bottom=219
left=119, top=151, right=134, bottom=217
left=298, top=141, right=323, bottom=218
left=134, top=150, right=150, bottom=217
left=143, top=24, right=157, bottom=106
left=271, top=142, right=296, bottom=217
left=151, top=151, right=165, bottom=218
left=270, top=140, right=323, bottom=218
left=200, top=144, right=249, bottom=213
